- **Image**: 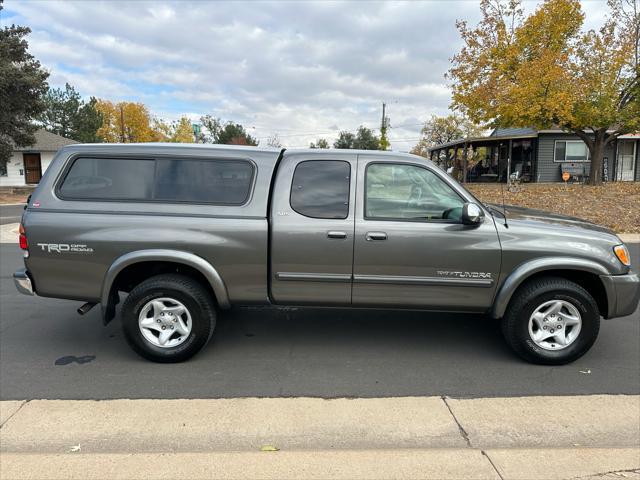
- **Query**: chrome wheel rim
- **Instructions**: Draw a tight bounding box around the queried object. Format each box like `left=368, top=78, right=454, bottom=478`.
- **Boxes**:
left=528, top=299, right=582, bottom=351
left=138, top=297, right=192, bottom=348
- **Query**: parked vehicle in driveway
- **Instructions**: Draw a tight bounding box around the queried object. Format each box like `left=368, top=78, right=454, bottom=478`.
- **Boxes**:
left=14, top=144, right=640, bottom=364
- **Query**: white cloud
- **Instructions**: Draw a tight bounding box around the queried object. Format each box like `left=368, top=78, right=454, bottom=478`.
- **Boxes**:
left=6, top=0, right=608, bottom=150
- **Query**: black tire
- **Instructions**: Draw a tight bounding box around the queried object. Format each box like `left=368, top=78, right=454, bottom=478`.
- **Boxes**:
left=501, top=276, right=600, bottom=365
left=121, top=274, right=216, bottom=363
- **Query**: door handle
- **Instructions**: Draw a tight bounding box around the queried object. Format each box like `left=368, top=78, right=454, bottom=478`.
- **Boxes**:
left=327, top=231, right=347, bottom=239
left=366, top=231, right=387, bottom=241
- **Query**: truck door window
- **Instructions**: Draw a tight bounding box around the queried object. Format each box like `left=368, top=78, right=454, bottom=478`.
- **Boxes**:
left=365, top=163, right=464, bottom=222
left=290, top=160, right=350, bottom=219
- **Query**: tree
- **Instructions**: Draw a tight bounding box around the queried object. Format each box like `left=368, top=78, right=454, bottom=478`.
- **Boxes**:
left=448, top=0, right=640, bottom=185
left=333, top=131, right=355, bottom=149
left=0, top=25, right=49, bottom=173
left=75, top=97, right=103, bottom=143
left=379, top=127, right=390, bottom=150
left=333, top=126, right=380, bottom=150
left=95, top=100, right=161, bottom=143
left=379, top=104, right=390, bottom=151
left=152, top=118, right=172, bottom=142
left=310, top=138, right=330, bottom=149
left=199, top=115, right=258, bottom=145
left=39, top=83, right=81, bottom=138
left=171, top=117, right=195, bottom=143
left=265, top=133, right=282, bottom=148
left=353, top=126, right=381, bottom=150
left=411, top=114, right=484, bottom=157
left=39, top=83, right=102, bottom=142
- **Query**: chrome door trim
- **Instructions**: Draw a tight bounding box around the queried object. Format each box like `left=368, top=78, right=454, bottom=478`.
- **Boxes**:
left=353, top=274, right=494, bottom=287
left=276, top=272, right=353, bottom=282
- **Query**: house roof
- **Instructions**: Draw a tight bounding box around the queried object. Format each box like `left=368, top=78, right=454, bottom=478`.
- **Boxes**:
left=428, top=127, right=640, bottom=153
left=490, top=127, right=538, bottom=137
left=14, top=129, right=79, bottom=152
left=427, top=133, right=537, bottom=152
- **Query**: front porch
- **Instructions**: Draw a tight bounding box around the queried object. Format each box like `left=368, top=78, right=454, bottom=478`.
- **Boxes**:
left=427, top=134, right=537, bottom=184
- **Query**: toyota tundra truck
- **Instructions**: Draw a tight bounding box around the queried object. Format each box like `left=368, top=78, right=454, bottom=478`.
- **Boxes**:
left=14, top=144, right=640, bottom=364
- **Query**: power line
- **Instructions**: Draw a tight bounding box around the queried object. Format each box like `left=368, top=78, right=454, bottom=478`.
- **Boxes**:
left=254, top=124, right=425, bottom=141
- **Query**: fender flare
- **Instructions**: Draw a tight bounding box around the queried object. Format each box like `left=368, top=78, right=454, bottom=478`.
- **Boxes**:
left=491, top=256, right=610, bottom=319
left=101, top=249, right=231, bottom=321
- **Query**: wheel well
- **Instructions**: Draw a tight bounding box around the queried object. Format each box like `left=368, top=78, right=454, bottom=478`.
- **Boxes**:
left=110, top=261, right=217, bottom=302
left=515, top=269, right=608, bottom=317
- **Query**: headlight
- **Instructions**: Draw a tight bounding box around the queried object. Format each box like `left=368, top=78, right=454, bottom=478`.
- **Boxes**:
left=613, top=244, right=631, bottom=266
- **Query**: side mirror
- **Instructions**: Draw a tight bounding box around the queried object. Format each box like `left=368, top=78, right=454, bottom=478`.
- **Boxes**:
left=462, top=202, right=484, bottom=226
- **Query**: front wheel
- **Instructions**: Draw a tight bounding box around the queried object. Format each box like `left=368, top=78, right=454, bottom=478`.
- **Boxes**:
left=121, top=274, right=216, bottom=363
left=501, top=276, right=600, bottom=365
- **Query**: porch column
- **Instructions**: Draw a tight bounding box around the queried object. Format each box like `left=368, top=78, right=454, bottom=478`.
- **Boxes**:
left=454, top=147, right=459, bottom=179
left=462, top=142, right=468, bottom=183
left=612, top=139, right=618, bottom=181
left=507, top=139, right=513, bottom=184
left=637, top=139, right=640, bottom=182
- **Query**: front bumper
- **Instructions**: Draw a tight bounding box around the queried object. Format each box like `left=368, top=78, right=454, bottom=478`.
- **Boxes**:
left=14, top=268, right=35, bottom=296
left=600, top=272, right=640, bottom=319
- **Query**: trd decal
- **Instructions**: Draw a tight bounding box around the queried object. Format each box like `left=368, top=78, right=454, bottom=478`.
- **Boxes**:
left=37, top=243, right=94, bottom=254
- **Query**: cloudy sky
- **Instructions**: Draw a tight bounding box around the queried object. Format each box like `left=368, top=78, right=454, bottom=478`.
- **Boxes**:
left=3, top=0, right=607, bottom=150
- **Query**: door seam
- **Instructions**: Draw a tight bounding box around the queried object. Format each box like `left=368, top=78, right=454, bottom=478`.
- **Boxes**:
left=350, top=155, right=359, bottom=304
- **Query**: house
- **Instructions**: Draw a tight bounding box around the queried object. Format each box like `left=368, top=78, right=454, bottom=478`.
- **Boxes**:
left=427, top=127, right=639, bottom=183
left=0, top=129, right=78, bottom=187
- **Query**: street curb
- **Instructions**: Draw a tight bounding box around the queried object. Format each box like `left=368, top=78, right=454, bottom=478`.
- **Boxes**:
left=620, top=233, right=640, bottom=242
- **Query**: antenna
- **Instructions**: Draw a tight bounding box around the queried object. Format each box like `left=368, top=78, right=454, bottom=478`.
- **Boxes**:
left=500, top=181, right=509, bottom=228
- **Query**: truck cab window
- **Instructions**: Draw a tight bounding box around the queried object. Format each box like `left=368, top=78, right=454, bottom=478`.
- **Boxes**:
left=290, top=160, right=350, bottom=219
left=365, top=163, right=464, bottom=221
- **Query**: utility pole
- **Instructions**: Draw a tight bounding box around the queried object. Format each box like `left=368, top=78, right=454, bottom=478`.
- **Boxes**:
left=120, top=105, right=125, bottom=143
left=379, top=102, right=390, bottom=151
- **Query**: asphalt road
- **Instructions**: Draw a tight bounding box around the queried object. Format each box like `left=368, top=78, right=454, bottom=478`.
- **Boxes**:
left=1, top=242, right=638, bottom=400
left=0, top=204, right=25, bottom=225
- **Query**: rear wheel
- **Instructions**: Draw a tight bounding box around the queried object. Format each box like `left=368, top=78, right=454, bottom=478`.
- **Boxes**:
left=501, top=276, right=600, bottom=365
left=121, top=274, right=216, bottom=363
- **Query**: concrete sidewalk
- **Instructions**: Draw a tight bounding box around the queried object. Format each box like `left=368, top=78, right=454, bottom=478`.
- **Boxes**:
left=1, top=395, right=639, bottom=479
left=2, top=449, right=639, bottom=480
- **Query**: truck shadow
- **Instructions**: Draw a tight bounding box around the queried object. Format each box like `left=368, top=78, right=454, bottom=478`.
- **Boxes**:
left=215, top=306, right=510, bottom=358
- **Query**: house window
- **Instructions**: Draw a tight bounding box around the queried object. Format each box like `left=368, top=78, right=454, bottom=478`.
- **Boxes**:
left=0, top=161, right=7, bottom=177
left=554, top=140, right=590, bottom=162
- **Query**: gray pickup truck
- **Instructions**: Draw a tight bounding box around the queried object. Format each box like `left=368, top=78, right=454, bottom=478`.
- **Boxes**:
left=14, top=144, right=639, bottom=364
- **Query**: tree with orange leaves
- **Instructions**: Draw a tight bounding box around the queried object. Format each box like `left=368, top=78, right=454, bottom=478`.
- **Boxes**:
left=449, top=0, right=639, bottom=185
left=96, top=100, right=163, bottom=143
